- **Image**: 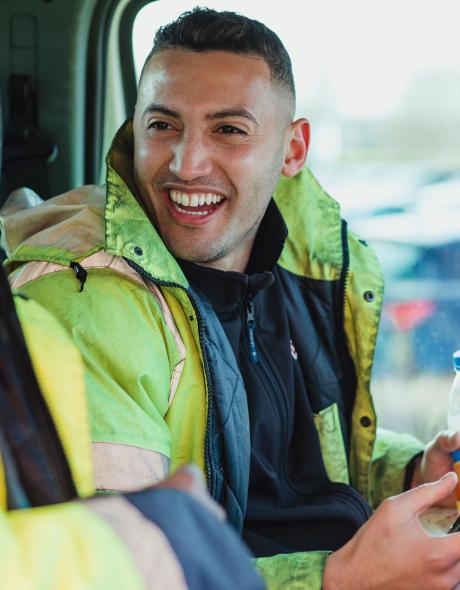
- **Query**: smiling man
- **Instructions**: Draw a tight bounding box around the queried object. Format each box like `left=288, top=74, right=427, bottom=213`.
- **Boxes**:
left=3, top=7, right=460, bottom=590
left=133, top=45, right=306, bottom=271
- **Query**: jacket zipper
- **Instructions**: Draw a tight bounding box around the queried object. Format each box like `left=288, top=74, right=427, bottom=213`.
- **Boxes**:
left=337, top=219, right=358, bottom=454
left=241, top=296, right=300, bottom=502
left=245, top=295, right=259, bottom=363
left=125, top=258, right=216, bottom=496
left=339, top=219, right=350, bottom=327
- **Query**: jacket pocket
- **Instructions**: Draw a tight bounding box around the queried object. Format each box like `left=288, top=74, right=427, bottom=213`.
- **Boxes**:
left=313, top=402, right=350, bottom=485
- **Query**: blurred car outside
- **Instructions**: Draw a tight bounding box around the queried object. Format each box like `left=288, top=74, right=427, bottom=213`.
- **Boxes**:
left=415, top=171, right=460, bottom=214
left=349, top=198, right=460, bottom=442
left=352, top=204, right=460, bottom=376
left=312, top=161, right=452, bottom=220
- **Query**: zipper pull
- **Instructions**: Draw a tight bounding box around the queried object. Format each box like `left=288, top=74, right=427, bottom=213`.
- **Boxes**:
left=70, top=262, right=87, bottom=292
left=246, top=296, right=258, bottom=363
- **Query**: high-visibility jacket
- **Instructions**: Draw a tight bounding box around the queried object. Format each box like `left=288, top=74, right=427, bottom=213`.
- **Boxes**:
left=1, top=294, right=147, bottom=589
left=0, top=120, right=424, bottom=588
left=0, top=293, right=264, bottom=590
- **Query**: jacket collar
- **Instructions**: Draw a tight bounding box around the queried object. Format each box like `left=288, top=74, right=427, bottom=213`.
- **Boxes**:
left=274, top=169, right=344, bottom=282
left=104, top=119, right=189, bottom=288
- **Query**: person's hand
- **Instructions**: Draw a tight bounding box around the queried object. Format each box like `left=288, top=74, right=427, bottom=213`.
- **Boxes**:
left=323, top=473, right=460, bottom=590
left=411, top=430, right=460, bottom=507
left=155, top=464, right=226, bottom=521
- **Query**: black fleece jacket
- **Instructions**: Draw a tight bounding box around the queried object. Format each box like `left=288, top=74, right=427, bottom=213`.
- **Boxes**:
left=179, top=200, right=372, bottom=558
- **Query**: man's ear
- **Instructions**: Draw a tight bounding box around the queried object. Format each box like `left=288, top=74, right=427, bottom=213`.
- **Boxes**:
left=282, top=118, right=310, bottom=177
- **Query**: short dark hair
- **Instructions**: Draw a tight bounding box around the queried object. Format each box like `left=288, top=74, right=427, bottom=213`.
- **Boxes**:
left=142, top=7, right=295, bottom=104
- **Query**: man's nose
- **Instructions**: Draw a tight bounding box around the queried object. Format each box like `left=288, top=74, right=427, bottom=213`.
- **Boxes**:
left=169, top=132, right=213, bottom=180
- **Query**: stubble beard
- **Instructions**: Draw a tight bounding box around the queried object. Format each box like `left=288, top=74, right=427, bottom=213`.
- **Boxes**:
left=161, top=213, right=261, bottom=268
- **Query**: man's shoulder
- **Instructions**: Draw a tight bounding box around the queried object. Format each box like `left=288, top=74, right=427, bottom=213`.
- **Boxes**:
left=1, top=183, right=105, bottom=216
left=1, top=184, right=106, bottom=267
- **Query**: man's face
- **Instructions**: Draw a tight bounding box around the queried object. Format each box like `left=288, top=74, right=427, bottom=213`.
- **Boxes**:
left=133, top=49, right=296, bottom=271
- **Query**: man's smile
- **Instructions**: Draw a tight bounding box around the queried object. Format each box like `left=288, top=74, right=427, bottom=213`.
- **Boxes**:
left=163, top=188, right=227, bottom=222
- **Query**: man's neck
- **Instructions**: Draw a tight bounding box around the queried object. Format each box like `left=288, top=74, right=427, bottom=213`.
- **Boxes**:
left=192, top=199, right=287, bottom=275
left=196, top=237, right=256, bottom=273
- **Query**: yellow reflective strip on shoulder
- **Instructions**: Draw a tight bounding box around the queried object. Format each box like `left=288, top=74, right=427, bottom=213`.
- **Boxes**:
left=144, top=284, right=186, bottom=407
left=86, top=496, right=188, bottom=590
left=161, top=288, right=207, bottom=474
left=93, top=442, right=170, bottom=492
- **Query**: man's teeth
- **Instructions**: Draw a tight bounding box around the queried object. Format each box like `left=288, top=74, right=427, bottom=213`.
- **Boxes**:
left=169, top=190, right=223, bottom=207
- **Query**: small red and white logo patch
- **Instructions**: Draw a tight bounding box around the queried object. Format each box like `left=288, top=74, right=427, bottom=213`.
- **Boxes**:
left=290, top=339, right=298, bottom=361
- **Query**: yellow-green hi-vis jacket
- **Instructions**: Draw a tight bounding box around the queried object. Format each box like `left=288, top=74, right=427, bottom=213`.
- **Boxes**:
left=1, top=294, right=265, bottom=590
left=0, top=295, right=148, bottom=589
left=0, top=120, right=424, bottom=589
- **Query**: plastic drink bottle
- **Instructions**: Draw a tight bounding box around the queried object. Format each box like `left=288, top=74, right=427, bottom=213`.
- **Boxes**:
left=447, top=350, right=460, bottom=511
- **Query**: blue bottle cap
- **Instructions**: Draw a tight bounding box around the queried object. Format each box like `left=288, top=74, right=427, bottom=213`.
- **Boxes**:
left=452, top=449, right=460, bottom=463
left=454, top=351, right=460, bottom=372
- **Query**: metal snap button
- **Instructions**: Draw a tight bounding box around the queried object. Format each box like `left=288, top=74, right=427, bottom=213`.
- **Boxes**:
left=363, top=290, right=375, bottom=302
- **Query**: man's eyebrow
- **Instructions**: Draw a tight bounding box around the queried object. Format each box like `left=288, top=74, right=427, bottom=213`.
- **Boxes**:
left=142, top=104, right=259, bottom=125
left=206, top=109, right=259, bottom=125
left=142, top=103, right=179, bottom=118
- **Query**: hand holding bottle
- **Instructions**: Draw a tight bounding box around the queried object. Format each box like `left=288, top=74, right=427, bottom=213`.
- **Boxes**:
left=323, top=473, right=460, bottom=590
left=409, top=351, right=460, bottom=508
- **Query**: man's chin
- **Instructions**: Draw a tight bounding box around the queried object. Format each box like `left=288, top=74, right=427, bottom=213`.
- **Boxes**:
left=164, top=232, right=252, bottom=272
left=166, top=243, right=224, bottom=266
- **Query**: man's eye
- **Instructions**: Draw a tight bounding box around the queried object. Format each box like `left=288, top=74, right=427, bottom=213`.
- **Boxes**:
left=148, top=121, right=171, bottom=131
left=218, top=125, right=246, bottom=135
